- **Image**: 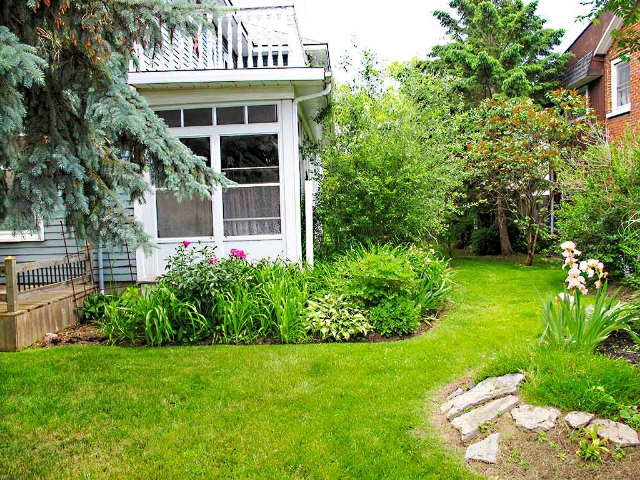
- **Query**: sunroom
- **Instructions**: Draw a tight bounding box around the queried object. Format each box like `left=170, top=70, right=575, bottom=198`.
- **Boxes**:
left=128, top=4, right=332, bottom=281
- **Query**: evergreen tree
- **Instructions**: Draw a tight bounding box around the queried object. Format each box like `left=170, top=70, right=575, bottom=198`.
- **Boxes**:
left=429, top=0, right=571, bottom=107
left=0, top=0, right=227, bottom=248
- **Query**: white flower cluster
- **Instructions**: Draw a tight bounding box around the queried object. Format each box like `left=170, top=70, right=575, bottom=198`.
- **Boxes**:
left=560, top=241, right=607, bottom=295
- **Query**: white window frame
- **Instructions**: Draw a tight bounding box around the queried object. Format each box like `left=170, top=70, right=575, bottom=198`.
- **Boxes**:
left=607, top=57, right=631, bottom=118
left=152, top=101, right=284, bottom=244
left=0, top=221, right=45, bottom=242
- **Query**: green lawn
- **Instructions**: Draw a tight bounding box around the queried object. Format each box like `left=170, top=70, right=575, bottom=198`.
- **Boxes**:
left=0, top=258, right=577, bottom=479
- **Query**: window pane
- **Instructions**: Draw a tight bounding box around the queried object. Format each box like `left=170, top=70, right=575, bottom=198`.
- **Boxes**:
left=224, top=219, right=281, bottom=236
left=216, top=106, right=245, bottom=125
left=223, top=186, right=281, bottom=236
left=156, top=191, right=213, bottom=238
left=183, top=108, right=213, bottom=127
left=181, top=137, right=211, bottom=160
left=224, top=167, right=279, bottom=184
left=617, top=62, right=630, bottom=84
left=223, top=186, right=280, bottom=219
left=156, top=110, right=181, bottom=127
left=220, top=135, right=278, bottom=169
left=248, top=105, right=277, bottom=123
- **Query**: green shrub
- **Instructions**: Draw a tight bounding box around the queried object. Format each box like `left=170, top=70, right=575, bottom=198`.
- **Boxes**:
left=470, top=225, right=501, bottom=255
left=305, top=294, right=372, bottom=341
left=370, top=297, right=421, bottom=336
left=96, top=285, right=208, bottom=346
left=78, top=293, right=114, bottom=323
left=477, top=346, right=640, bottom=419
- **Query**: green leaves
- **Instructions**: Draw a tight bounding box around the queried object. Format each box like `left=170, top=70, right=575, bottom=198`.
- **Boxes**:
left=427, top=0, right=570, bottom=106
left=0, top=0, right=222, bottom=247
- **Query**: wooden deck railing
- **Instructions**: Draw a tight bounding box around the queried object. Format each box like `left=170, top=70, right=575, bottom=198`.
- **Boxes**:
left=1, top=248, right=93, bottom=313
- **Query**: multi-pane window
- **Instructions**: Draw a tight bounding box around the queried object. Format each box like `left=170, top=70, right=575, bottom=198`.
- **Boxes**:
left=221, top=135, right=280, bottom=236
left=614, top=60, right=631, bottom=109
left=156, top=137, right=214, bottom=238
left=155, top=105, right=277, bottom=127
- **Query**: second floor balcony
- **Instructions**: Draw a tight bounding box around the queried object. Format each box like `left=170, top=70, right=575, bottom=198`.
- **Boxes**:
left=129, top=5, right=330, bottom=76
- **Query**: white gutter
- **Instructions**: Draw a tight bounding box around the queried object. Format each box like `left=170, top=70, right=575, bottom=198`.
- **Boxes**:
left=292, top=77, right=332, bottom=267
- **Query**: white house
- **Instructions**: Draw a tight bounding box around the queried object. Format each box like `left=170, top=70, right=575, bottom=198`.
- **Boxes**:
left=130, top=2, right=331, bottom=281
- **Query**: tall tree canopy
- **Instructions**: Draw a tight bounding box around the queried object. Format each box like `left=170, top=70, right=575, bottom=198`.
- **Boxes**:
left=0, top=0, right=227, bottom=248
left=428, top=0, right=571, bottom=106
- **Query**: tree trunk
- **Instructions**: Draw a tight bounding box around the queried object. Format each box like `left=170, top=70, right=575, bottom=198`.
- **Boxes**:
left=496, top=192, right=514, bottom=256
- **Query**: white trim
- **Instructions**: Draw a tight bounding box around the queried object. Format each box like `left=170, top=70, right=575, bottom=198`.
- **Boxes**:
left=0, top=221, right=45, bottom=243
left=128, top=67, right=327, bottom=86
left=610, top=57, right=631, bottom=115
left=595, top=16, right=625, bottom=55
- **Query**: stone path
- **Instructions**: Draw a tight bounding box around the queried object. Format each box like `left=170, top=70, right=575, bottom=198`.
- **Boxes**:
left=441, top=374, right=640, bottom=465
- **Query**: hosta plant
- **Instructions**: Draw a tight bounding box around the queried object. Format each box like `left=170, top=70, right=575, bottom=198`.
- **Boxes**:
left=540, top=242, right=640, bottom=352
left=305, top=294, right=372, bottom=342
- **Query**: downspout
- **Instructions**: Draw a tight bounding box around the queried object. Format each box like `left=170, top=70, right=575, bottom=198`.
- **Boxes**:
left=292, top=77, right=332, bottom=267
left=97, top=239, right=105, bottom=294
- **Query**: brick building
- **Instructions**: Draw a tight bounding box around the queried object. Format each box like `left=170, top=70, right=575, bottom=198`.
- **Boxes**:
left=562, top=12, right=639, bottom=138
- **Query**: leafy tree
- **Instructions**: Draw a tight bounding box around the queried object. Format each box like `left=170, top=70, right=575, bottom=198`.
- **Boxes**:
left=311, top=53, right=465, bottom=256
left=0, top=0, right=227, bottom=248
left=429, top=0, right=571, bottom=107
left=465, top=90, right=595, bottom=264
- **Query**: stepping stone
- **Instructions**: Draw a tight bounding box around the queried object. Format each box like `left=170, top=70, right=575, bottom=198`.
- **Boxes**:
left=591, top=419, right=640, bottom=447
left=465, top=433, right=500, bottom=464
left=564, top=411, right=595, bottom=429
left=451, top=395, right=520, bottom=442
left=511, top=405, right=561, bottom=431
left=441, top=373, right=525, bottom=420
left=447, top=388, right=465, bottom=401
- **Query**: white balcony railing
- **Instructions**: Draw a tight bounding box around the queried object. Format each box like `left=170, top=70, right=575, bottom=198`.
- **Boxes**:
left=130, top=5, right=325, bottom=73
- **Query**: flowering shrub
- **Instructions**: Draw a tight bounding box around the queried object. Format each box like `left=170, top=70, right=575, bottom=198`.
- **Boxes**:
left=100, top=242, right=452, bottom=345
left=539, top=241, right=639, bottom=352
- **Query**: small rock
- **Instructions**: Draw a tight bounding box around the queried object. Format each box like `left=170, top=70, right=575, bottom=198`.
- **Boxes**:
left=511, top=405, right=561, bottom=431
left=441, top=373, right=525, bottom=420
left=447, top=388, right=465, bottom=401
left=451, top=395, right=520, bottom=442
left=591, top=419, right=640, bottom=447
left=564, top=411, right=595, bottom=429
left=465, top=433, right=500, bottom=464
left=43, top=333, right=59, bottom=345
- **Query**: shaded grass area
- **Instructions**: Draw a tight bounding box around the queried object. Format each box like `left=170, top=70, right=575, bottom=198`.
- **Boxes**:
left=1, top=257, right=622, bottom=479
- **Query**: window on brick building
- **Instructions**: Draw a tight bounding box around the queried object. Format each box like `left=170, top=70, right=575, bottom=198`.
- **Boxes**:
left=611, top=58, right=631, bottom=112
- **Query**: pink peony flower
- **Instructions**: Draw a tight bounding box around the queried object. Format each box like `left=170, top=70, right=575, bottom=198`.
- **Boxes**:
left=209, top=258, right=218, bottom=264
left=230, top=248, right=246, bottom=259
left=182, top=240, right=191, bottom=247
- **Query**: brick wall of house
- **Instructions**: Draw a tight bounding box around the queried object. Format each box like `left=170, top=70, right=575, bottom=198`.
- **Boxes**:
left=604, top=20, right=640, bottom=138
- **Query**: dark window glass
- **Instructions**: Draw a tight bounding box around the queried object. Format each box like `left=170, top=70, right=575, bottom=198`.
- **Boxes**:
left=220, top=134, right=278, bottom=170
left=183, top=108, right=213, bottom=127
left=156, top=191, right=213, bottom=238
left=248, top=105, right=277, bottom=124
left=181, top=137, right=211, bottom=160
left=224, top=168, right=279, bottom=184
left=156, top=110, right=181, bottom=127
left=216, top=106, right=245, bottom=125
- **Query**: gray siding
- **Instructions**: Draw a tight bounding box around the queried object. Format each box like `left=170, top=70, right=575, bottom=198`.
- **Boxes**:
left=0, top=202, right=137, bottom=285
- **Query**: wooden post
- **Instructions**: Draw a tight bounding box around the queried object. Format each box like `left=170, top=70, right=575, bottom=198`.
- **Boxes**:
left=84, top=243, right=92, bottom=282
left=5, top=256, right=18, bottom=313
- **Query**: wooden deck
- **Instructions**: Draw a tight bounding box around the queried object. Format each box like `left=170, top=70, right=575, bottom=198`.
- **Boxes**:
left=0, top=283, right=94, bottom=351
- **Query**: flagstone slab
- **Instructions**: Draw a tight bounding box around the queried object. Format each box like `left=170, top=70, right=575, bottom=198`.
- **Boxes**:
left=591, top=419, right=640, bottom=447
left=441, top=373, right=525, bottom=420
left=564, top=411, right=595, bottom=429
left=465, top=433, right=500, bottom=464
left=511, top=405, right=561, bottom=431
left=451, top=395, right=520, bottom=442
